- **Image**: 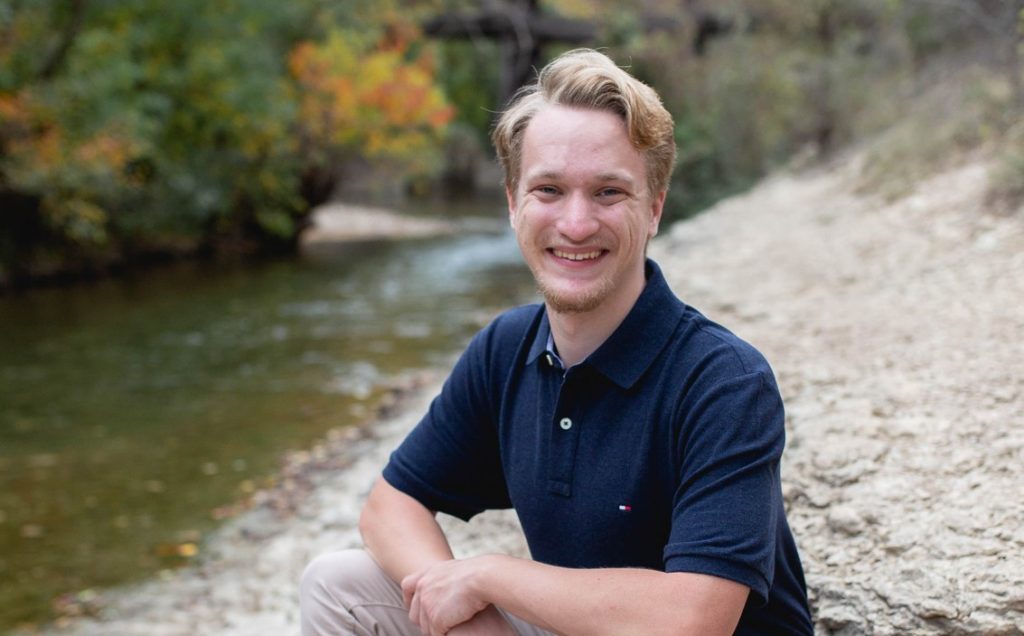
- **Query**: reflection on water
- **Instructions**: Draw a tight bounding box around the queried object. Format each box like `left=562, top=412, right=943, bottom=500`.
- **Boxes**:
left=0, top=228, right=535, bottom=630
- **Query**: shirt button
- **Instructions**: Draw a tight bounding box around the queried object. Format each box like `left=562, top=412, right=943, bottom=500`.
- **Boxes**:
left=559, top=417, right=572, bottom=430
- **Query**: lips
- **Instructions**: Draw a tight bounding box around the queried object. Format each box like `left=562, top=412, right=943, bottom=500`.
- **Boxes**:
left=551, top=249, right=604, bottom=261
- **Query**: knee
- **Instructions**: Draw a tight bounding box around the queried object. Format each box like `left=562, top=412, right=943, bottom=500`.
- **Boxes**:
left=300, top=549, right=379, bottom=599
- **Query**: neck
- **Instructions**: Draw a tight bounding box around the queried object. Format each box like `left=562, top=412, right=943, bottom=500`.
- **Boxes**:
left=547, top=268, right=646, bottom=368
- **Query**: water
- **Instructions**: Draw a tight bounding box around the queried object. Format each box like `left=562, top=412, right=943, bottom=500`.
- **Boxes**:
left=0, top=226, right=536, bottom=631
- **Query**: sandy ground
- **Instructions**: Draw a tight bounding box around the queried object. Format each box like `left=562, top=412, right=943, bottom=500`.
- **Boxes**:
left=30, top=149, right=1024, bottom=635
left=298, top=203, right=503, bottom=245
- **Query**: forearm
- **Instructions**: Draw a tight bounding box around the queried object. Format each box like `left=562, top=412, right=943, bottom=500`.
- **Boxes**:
left=359, top=476, right=454, bottom=582
left=471, top=556, right=748, bottom=636
left=360, top=478, right=516, bottom=635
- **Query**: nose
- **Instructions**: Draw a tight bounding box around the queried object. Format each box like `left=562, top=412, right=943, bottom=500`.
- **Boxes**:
left=555, top=192, right=600, bottom=242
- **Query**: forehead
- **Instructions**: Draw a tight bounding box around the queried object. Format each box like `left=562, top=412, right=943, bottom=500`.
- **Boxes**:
left=519, top=105, right=645, bottom=184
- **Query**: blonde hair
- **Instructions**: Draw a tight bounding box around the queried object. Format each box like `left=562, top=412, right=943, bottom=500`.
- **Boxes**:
left=491, top=49, right=676, bottom=198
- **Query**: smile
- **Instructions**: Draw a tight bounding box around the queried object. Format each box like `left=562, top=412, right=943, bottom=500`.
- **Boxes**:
left=551, top=249, right=603, bottom=261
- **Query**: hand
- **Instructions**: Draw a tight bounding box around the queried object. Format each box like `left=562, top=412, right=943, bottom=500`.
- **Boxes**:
left=401, top=557, right=491, bottom=636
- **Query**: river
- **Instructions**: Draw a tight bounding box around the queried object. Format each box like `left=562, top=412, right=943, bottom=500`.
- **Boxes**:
left=0, top=223, right=535, bottom=631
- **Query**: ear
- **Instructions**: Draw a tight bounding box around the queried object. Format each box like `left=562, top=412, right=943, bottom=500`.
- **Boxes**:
left=648, top=190, right=667, bottom=238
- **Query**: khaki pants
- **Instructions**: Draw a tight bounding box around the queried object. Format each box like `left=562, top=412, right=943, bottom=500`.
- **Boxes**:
left=300, top=549, right=555, bottom=635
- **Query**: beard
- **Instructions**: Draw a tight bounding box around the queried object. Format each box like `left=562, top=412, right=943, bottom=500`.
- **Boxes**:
left=534, top=270, right=618, bottom=314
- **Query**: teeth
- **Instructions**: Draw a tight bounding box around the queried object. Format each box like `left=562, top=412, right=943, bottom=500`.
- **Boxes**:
left=553, top=250, right=601, bottom=261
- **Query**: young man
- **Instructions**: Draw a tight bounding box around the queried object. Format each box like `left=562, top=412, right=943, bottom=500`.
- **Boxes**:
left=301, top=49, right=813, bottom=635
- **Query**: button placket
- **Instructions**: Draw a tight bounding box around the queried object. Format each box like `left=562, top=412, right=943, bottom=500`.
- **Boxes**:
left=547, top=369, right=583, bottom=497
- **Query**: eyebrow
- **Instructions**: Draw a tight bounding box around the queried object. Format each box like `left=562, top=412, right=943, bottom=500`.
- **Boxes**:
left=595, top=172, right=635, bottom=184
left=525, top=170, right=637, bottom=185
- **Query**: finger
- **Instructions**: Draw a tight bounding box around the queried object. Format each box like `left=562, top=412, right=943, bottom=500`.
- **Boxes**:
left=420, top=595, right=436, bottom=636
left=421, top=593, right=439, bottom=636
left=401, top=573, right=418, bottom=609
left=408, top=589, right=421, bottom=628
left=419, top=600, right=434, bottom=636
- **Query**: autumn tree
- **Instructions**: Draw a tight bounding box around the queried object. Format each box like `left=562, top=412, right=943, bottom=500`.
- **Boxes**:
left=289, top=23, right=454, bottom=206
left=0, top=0, right=452, bottom=284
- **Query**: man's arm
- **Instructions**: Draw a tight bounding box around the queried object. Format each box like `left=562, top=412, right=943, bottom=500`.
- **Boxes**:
left=359, top=476, right=453, bottom=578
left=402, top=554, right=749, bottom=636
left=359, top=477, right=515, bottom=635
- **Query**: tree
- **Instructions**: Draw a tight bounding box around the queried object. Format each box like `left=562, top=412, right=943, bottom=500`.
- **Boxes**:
left=289, top=23, right=454, bottom=206
left=0, top=0, right=454, bottom=283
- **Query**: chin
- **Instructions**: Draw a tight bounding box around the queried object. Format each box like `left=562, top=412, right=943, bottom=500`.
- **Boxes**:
left=539, top=280, right=614, bottom=314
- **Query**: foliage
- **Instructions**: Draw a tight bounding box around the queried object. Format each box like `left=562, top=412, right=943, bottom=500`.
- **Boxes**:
left=0, top=0, right=453, bottom=280
left=991, top=119, right=1024, bottom=206
left=856, top=66, right=1014, bottom=198
left=289, top=24, right=453, bottom=178
left=2, top=0, right=1020, bottom=280
left=435, top=39, right=501, bottom=144
left=559, top=0, right=1017, bottom=221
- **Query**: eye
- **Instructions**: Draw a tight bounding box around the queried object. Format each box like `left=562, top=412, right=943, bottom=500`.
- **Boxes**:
left=596, top=187, right=628, bottom=202
left=533, top=185, right=560, bottom=197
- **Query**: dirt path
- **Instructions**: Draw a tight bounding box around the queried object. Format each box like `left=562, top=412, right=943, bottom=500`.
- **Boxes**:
left=33, top=152, right=1024, bottom=635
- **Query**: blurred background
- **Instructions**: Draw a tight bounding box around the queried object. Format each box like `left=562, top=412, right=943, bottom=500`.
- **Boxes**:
left=1, top=0, right=1021, bottom=631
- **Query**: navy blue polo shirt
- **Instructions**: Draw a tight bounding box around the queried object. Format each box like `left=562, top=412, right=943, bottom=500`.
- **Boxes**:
left=383, top=260, right=812, bottom=634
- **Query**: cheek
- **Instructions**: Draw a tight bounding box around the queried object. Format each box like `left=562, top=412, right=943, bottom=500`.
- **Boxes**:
left=511, top=211, right=528, bottom=238
left=512, top=206, right=550, bottom=239
left=626, top=218, right=648, bottom=247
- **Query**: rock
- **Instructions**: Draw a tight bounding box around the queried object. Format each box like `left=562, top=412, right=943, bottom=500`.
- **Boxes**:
left=826, top=505, right=866, bottom=536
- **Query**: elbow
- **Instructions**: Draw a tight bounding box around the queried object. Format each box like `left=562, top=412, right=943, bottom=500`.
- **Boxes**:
left=357, top=506, right=373, bottom=544
left=357, top=479, right=387, bottom=548
left=358, top=476, right=433, bottom=550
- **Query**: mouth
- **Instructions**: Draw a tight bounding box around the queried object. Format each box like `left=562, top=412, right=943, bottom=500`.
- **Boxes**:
left=550, top=248, right=605, bottom=262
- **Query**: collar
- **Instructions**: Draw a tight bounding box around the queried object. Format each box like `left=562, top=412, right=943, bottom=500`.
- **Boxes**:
left=525, top=259, right=686, bottom=388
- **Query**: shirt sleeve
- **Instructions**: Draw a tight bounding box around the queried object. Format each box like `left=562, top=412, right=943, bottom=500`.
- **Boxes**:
left=663, top=366, right=786, bottom=606
left=382, top=317, right=515, bottom=521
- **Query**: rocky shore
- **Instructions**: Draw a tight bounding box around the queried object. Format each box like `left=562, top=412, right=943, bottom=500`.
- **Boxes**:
left=32, top=149, right=1024, bottom=635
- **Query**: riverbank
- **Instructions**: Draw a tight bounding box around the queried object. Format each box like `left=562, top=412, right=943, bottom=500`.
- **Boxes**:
left=1, top=200, right=503, bottom=293
left=27, top=146, right=1024, bottom=635
left=299, top=202, right=506, bottom=246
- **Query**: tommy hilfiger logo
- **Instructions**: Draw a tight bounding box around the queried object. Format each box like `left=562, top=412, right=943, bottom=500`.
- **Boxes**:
left=618, top=504, right=632, bottom=512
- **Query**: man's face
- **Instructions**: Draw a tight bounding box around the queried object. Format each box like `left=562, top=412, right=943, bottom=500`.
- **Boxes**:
left=507, top=105, right=665, bottom=315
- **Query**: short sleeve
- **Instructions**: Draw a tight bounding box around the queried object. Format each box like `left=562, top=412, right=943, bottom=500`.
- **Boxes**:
left=382, top=315, right=523, bottom=520
left=663, top=369, right=786, bottom=605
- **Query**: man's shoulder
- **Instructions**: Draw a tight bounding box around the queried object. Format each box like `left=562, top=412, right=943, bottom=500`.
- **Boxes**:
left=672, top=304, right=775, bottom=380
left=463, top=303, right=544, bottom=362
left=490, top=303, right=545, bottom=332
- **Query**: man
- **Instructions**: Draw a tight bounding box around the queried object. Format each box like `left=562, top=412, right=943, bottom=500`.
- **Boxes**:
left=301, top=49, right=813, bottom=635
